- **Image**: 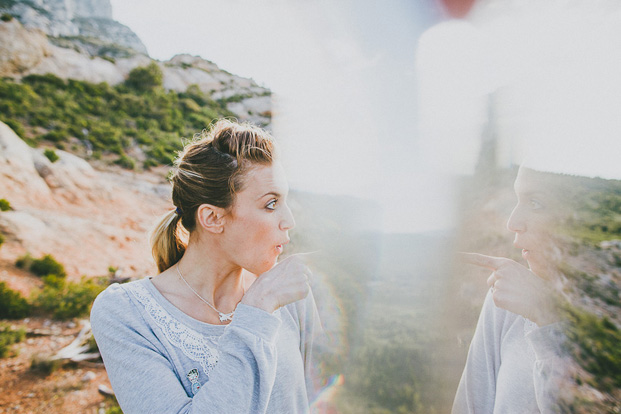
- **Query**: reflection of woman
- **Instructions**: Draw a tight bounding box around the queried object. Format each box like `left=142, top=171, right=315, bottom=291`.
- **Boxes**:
left=91, top=120, right=320, bottom=413
left=452, top=167, right=569, bottom=413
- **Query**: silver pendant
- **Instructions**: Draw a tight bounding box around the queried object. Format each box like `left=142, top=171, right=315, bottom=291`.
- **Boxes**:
left=219, top=312, right=234, bottom=322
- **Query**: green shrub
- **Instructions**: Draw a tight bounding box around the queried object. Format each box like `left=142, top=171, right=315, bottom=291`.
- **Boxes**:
left=142, top=159, right=159, bottom=169
left=15, top=253, right=33, bottom=270
left=43, top=148, right=59, bottom=163
left=114, top=153, right=135, bottom=170
left=30, top=355, right=61, bottom=375
left=125, top=62, right=163, bottom=91
left=43, top=129, right=66, bottom=143
left=32, top=276, right=105, bottom=320
left=565, top=306, right=621, bottom=391
left=0, top=232, right=4, bottom=248
left=1, top=13, right=13, bottom=22
left=41, top=274, right=65, bottom=289
left=0, top=324, right=26, bottom=358
left=0, top=75, right=235, bottom=169
left=22, top=73, right=67, bottom=90
left=30, top=254, right=67, bottom=278
left=0, top=198, right=11, bottom=211
left=0, top=282, right=30, bottom=319
left=3, top=118, right=25, bottom=137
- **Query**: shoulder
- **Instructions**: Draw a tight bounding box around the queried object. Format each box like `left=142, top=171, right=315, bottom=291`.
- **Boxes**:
left=90, top=278, right=151, bottom=332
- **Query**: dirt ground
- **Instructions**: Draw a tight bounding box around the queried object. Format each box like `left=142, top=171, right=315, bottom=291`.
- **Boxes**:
left=0, top=259, right=118, bottom=414
left=0, top=315, right=116, bottom=414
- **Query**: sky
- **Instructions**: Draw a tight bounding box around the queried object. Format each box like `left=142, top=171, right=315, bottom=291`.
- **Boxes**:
left=109, top=0, right=621, bottom=233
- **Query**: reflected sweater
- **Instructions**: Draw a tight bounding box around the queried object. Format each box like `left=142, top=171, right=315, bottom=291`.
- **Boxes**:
left=452, top=290, right=568, bottom=414
left=90, top=277, right=320, bottom=414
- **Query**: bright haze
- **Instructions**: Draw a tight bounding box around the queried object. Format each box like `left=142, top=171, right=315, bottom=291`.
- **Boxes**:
left=110, top=0, right=621, bottom=233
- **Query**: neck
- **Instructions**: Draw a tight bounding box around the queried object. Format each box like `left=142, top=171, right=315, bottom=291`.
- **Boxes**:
left=176, top=233, right=245, bottom=309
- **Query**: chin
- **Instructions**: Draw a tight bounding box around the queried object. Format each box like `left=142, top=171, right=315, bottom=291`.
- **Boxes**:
left=249, top=256, right=279, bottom=276
left=528, top=260, right=555, bottom=279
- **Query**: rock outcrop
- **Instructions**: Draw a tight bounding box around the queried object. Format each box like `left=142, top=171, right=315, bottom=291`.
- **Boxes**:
left=0, top=0, right=147, bottom=55
left=0, top=19, right=50, bottom=77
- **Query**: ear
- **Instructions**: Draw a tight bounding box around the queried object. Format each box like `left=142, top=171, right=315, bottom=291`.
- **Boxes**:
left=196, top=204, right=226, bottom=234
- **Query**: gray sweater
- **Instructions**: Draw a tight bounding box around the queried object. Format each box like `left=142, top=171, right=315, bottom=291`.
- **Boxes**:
left=90, top=277, right=321, bottom=414
left=452, top=290, right=568, bottom=414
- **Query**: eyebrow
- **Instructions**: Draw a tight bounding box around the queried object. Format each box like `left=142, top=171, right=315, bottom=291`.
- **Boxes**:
left=256, top=192, right=281, bottom=201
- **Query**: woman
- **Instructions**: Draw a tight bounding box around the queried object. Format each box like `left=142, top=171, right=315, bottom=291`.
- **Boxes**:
left=91, top=120, right=321, bottom=413
left=452, top=166, right=571, bottom=413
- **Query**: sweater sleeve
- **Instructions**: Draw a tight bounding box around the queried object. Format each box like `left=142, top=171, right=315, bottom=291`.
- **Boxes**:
left=525, top=322, right=570, bottom=413
left=90, top=284, right=282, bottom=414
left=296, top=289, right=325, bottom=402
left=452, top=290, right=502, bottom=414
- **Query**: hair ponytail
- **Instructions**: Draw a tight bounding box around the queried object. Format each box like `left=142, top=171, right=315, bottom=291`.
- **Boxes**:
left=150, top=209, right=188, bottom=273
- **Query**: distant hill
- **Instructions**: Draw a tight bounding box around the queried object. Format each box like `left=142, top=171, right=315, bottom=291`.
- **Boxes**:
left=0, top=0, right=272, bottom=129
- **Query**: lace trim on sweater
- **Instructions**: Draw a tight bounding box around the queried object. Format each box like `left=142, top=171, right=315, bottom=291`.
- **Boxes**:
left=125, top=282, right=220, bottom=378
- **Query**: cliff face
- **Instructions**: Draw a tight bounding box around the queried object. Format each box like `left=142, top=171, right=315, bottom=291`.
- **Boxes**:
left=0, top=0, right=147, bottom=55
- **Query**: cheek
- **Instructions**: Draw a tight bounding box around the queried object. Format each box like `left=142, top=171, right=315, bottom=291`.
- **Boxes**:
left=230, top=216, right=278, bottom=261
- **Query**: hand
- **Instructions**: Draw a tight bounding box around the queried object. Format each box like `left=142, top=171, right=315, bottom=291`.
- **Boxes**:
left=241, top=254, right=312, bottom=313
left=461, top=252, right=561, bottom=326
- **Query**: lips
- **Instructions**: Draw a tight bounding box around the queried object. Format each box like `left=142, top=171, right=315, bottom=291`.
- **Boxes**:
left=275, top=239, right=290, bottom=253
left=514, top=241, right=531, bottom=261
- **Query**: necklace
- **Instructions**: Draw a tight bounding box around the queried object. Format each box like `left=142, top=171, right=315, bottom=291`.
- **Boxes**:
left=176, top=263, right=245, bottom=322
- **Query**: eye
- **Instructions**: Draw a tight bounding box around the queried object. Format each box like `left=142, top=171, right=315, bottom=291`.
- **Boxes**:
left=529, top=199, right=544, bottom=210
left=265, top=199, right=278, bottom=211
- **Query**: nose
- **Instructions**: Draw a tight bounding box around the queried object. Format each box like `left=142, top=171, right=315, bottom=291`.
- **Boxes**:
left=506, top=204, right=526, bottom=233
left=280, top=203, right=295, bottom=231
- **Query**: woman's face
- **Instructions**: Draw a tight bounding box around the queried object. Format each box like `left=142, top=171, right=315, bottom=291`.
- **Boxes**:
left=221, top=161, right=295, bottom=275
left=506, top=168, right=563, bottom=277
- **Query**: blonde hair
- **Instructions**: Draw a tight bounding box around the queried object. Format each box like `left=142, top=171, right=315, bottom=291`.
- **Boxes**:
left=150, top=120, right=276, bottom=272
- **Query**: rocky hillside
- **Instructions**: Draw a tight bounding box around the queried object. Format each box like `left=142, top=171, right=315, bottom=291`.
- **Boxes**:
left=0, top=0, right=271, bottom=125
left=0, top=2, right=272, bottom=412
left=0, top=120, right=170, bottom=281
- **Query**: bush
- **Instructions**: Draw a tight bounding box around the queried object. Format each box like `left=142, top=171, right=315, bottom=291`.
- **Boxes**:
left=565, top=306, right=621, bottom=391
left=3, top=118, right=25, bottom=137
left=44, top=129, right=66, bottom=143
left=125, top=62, right=163, bottom=92
left=114, top=153, right=135, bottom=170
left=41, top=274, right=65, bottom=289
left=1, top=13, right=12, bottom=22
left=30, top=355, right=61, bottom=375
left=0, top=324, right=26, bottom=358
left=32, top=276, right=105, bottom=320
left=43, top=148, right=59, bottom=163
left=0, top=232, right=4, bottom=248
left=0, top=75, right=235, bottom=169
left=0, top=282, right=30, bottom=319
left=29, top=254, right=67, bottom=278
left=15, top=253, right=33, bottom=270
left=0, top=198, right=11, bottom=211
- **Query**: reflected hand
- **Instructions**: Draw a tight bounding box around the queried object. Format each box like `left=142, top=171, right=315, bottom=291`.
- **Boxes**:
left=461, top=252, right=560, bottom=326
left=241, top=254, right=312, bottom=313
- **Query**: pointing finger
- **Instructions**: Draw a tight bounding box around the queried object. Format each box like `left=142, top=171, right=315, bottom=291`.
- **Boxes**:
left=278, top=251, right=320, bottom=266
left=460, top=252, right=506, bottom=270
